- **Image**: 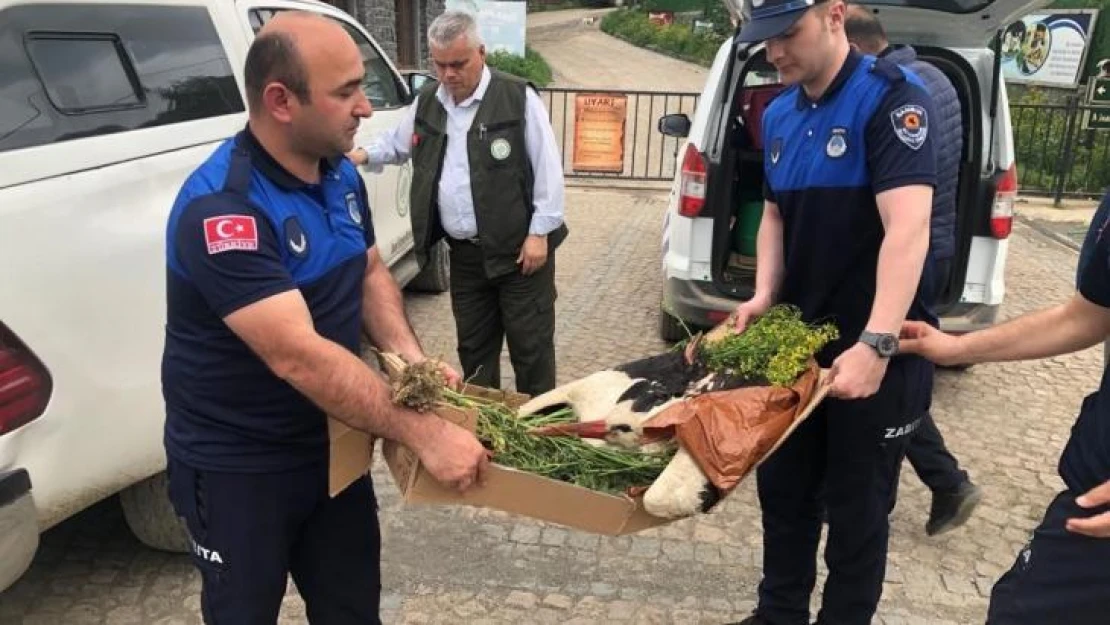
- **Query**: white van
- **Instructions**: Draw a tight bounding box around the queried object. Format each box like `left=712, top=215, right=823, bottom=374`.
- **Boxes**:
left=657, top=0, right=1043, bottom=341
left=0, top=0, right=446, bottom=592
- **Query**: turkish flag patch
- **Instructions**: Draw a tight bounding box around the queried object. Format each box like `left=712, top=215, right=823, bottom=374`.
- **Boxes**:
left=203, top=215, right=258, bottom=254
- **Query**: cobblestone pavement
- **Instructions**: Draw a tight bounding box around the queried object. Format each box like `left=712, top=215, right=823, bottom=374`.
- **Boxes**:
left=1014, top=197, right=1099, bottom=251
left=0, top=188, right=1102, bottom=624
left=1023, top=217, right=1089, bottom=250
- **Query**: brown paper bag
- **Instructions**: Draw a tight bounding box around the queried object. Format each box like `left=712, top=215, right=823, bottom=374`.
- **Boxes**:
left=643, top=361, right=821, bottom=493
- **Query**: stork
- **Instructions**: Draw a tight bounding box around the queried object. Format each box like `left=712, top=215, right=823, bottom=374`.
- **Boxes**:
left=518, top=350, right=729, bottom=520
left=531, top=405, right=723, bottom=520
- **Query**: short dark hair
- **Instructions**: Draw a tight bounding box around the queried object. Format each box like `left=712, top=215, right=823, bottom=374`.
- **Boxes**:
left=844, top=7, right=887, bottom=53
left=244, top=30, right=310, bottom=111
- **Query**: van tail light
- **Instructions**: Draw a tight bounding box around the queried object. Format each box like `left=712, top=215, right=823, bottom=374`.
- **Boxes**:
left=991, top=164, right=1017, bottom=239
left=0, top=323, right=52, bottom=436
left=678, top=143, right=708, bottom=218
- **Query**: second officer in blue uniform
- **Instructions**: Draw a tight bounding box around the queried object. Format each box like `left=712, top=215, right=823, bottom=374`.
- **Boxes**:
left=728, top=0, right=938, bottom=623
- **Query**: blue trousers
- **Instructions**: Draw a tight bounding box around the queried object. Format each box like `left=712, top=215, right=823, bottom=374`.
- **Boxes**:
left=167, top=457, right=381, bottom=624
left=755, top=355, right=932, bottom=625
left=987, top=490, right=1110, bottom=624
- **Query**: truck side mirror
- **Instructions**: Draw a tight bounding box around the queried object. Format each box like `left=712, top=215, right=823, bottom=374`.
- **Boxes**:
left=404, top=71, right=436, bottom=102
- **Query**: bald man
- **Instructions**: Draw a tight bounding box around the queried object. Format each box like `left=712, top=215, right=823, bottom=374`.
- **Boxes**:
left=161, top=12, right=488, bottom=623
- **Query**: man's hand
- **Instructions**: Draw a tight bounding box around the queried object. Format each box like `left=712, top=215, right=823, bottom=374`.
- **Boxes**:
left=733, top=294, right=772, bottom=332
left=517, top=235, right=548, bottom=275
left=416, top=420, right=490, bottom=492
left=899, top=320, right=965, bottom=367
left=346, top=147, right=369, bottom=166
left=828, top=342, right=888, bottom=399
left=1067, top=480, right=1110, bottom=538
left=434, top=360, right=463, bottom=390
left=406, top=354, right=462, bottom=390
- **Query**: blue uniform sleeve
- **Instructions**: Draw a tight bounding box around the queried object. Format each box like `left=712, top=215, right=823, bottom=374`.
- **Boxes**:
left=762, top=109, right=778, bottom=204
left=1079, top=202, right=1110, bottom=308
left=1078, top=194, right=1110, bottom=286
left=866, top=80, right=938, bottom=195
left=355, top=174, right=377, bottom=249
left=174, top=195, right=295, bottom=318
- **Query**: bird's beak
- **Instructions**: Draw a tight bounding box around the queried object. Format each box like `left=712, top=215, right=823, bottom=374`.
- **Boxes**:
left=529, top=419, right=611, bottom=439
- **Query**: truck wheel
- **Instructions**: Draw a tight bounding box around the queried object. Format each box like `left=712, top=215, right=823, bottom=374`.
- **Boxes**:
left=658, top=308, right=689, bottom=342
left=119, top=472, right=190, bottom=554
left=406, top=240, right=450, bottom=293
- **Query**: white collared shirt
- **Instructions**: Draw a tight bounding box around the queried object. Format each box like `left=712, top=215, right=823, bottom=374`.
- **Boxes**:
left=361, top=66, right=565, bottom=240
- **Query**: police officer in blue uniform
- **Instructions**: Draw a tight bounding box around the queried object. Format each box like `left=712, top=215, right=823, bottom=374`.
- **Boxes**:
left=844, top=5, right=984, bottom=538
left=727, top=0, right=938, bottom=623
left=902, top=193, right=1110, bottom=623
left=161, top=12, right=488, bottom=624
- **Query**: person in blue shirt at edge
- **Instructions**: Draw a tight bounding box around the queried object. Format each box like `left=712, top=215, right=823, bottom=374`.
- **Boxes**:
left=161, top=11, right=489, bottom=624
left=901, top=192, right=1110, bottom=622
left=844, top=5, right=984, bottom=538
left=725, top=0, right=939, bottom=623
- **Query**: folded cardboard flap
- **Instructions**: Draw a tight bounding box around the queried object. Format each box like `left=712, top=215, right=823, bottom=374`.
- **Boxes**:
left=757, top=370, right=830, bottom=467
left=380, top=399, right=671, bottom=535
left=352, top=358, right=831, bottom=535
left=327, top=417, right=374, bottom=498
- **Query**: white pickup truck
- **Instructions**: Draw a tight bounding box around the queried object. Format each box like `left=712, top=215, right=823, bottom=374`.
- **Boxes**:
left=0, top=0, right=446, bottom=592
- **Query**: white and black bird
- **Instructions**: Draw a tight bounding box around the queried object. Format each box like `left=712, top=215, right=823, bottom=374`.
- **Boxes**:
left=519, top=350, right=735, bottom=519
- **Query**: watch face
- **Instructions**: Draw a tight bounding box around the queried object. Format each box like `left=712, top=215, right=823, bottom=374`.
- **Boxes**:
left=878, top=334, right=898, bottom=356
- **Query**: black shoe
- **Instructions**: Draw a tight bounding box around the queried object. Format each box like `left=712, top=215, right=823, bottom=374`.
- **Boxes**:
left=725, top=616, right=773, bottom=625
left=926, top=479, right=983, bottom=536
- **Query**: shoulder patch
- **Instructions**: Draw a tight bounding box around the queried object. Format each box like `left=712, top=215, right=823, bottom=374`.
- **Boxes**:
left=345, top=191, right=364, bottom=228
left=203, top=215, right=258, bottom=255
left=283, top=216, right=309, bottom=258
left=869, top=57, right=906, bottom=83
left=890, top=104, right=929, bottom=150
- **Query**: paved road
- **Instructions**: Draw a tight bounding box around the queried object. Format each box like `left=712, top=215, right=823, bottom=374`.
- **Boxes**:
left=527, top=9, right=710, bottom=92
left=527, top=10, right=707, bottom=183
left=0, top=187, right=1102, bottom=624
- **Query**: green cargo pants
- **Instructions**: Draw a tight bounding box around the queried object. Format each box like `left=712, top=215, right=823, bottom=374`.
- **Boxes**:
left=446, top=239, right=557, bottom=396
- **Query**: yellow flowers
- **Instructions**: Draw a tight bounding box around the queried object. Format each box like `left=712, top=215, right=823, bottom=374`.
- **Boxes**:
left=701, top=305, right=839, bottom=386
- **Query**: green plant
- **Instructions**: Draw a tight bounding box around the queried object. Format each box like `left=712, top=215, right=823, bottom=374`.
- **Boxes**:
left=1009, top=100, right=1110, bottom=195
left=444, top=389, right=673, bottom=494
left=699, top=305, right=838, bottom=387
left=485, top=46, right=554, bottom=87
left=600, top=8, right=725, bottom=67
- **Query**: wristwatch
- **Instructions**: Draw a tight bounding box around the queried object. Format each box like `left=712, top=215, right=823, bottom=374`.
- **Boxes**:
left=859, top=330, right=899, bottom=358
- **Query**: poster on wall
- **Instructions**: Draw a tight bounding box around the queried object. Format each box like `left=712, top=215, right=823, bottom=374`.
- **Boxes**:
left=445, top=0, right=526, bottom=57
left=1001, top=9, right=1099, bottom=89
left=572, top=93, right=627, bottom=173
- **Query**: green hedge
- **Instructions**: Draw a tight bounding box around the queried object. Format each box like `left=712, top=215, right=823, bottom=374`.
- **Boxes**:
left=486, top=46, right=554, bottom=87
left=600, top=8, right=726, bottom=67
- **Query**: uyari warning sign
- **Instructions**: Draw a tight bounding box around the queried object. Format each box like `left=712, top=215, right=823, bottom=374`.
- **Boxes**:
left=572, top=94, right=628, bottom=173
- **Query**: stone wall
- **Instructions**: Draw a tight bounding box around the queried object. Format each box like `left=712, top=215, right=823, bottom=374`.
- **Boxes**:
left=350, top=0, right=399, bottom=64
left=420, top=0, right=446, bottom=68
left=332, top=0, right=444, bottom=70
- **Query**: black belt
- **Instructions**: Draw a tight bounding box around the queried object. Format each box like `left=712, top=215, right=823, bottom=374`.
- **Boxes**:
left=447, top=236, right=480, bottom=246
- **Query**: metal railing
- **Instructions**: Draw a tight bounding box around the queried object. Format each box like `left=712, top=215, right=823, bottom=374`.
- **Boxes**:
left=534, top=87, right=1110, bottom=199
left=1011, top=98, right=1110, bottom=202
left=538, top=87, right=700, bottom=182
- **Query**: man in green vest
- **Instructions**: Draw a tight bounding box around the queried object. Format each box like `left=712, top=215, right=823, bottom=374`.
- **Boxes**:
left=348, top=10, right=567, bottom=395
